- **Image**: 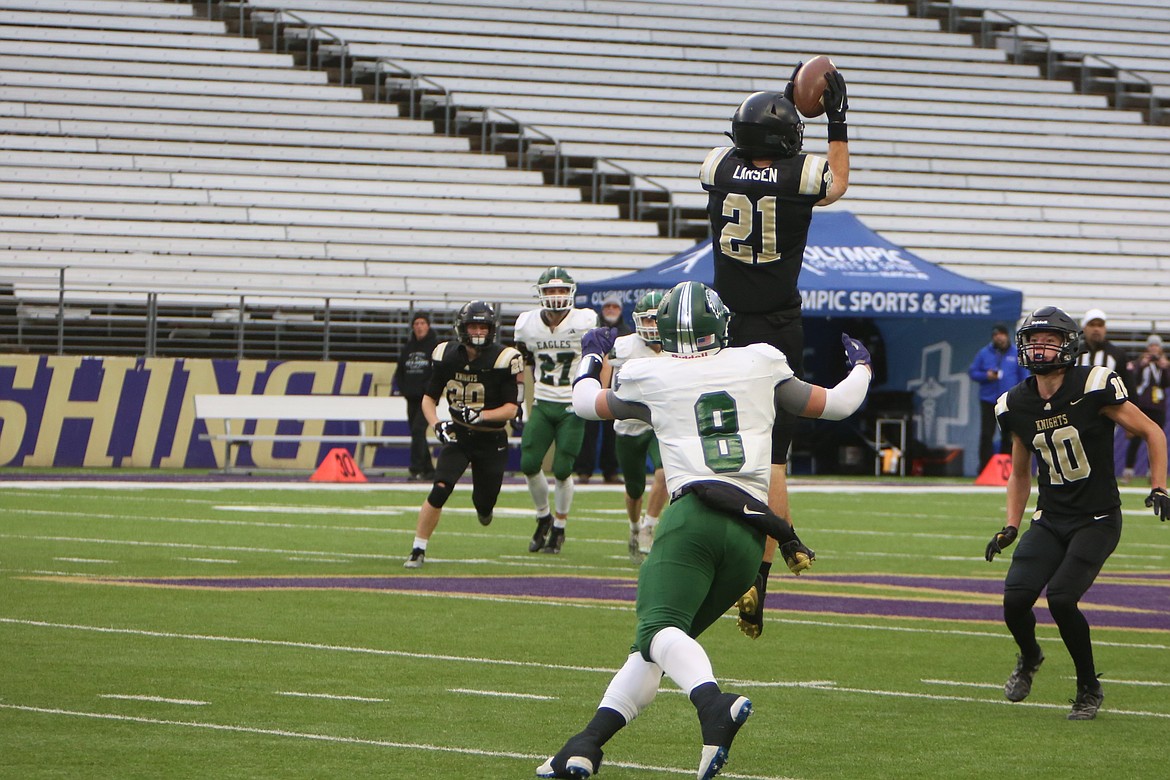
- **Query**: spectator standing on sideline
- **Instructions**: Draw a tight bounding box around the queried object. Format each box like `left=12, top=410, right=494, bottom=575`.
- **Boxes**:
left=968, top=323, right=1029, bottom=469
left=536, top=281, right=872, bottom=779
left=575, top=293, right=632, bottom=484
left=1124, top=334, right=1170, bottom=482
left=513, top=266, right=599, bottom=554
left=1078, top=308, right=1136, bottom=398
left=393, top=312, right=439, bottom=481
left=699, top=64, right=850, bottom=636
left=403, top=301, right=523, bottom=569
left=985, top=306, right=1168, bottom=720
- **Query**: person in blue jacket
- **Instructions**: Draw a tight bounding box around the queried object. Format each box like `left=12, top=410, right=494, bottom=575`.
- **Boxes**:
left=970, top=322, right=1029, bottom=469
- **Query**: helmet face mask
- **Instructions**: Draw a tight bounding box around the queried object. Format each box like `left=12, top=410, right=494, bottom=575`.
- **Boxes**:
left=730, top=92, right=804, bottom=159
left=455, top=300, right=497, bottom=347
left=535, top=266, right=576, bottom=312
left=1016, top=306, right=1083, bottom=374
left=656, top=281, right=729, bottom=357
left=633, top=290, right=665, bottom=345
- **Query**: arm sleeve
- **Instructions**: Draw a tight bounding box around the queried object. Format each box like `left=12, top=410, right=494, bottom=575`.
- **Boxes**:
left=820, top=365, right=872, bottom=420
left=572, top=378, right=651, bottom=423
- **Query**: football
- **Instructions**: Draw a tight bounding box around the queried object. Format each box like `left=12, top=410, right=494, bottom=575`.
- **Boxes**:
left=792, top=55, right=838, bottom=118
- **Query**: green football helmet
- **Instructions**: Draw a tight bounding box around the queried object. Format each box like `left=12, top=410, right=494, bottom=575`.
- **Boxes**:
left=656, top=281, right=729, bottom=356
left=633, top=289, right=665, bottom=344
left=535, top=266, right=576, bottom=312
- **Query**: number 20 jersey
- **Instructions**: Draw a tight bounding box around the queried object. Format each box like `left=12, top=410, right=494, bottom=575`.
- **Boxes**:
left=614, top=343, right=793, bottom=504
left=700, top=146, right=829, bottom=314
left=996, top=365, right=1127, bottom=515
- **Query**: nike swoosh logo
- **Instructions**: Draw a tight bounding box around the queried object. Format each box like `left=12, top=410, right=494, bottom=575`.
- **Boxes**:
left=1093, top=513, right=1110, bottom=520
left=743, top=506, right=766, bottom=516
left=1071, top=398, right=1084, bottom=405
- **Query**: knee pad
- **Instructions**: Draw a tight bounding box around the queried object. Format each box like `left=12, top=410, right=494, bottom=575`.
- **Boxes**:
left=427, top=480, right=456, bottom=508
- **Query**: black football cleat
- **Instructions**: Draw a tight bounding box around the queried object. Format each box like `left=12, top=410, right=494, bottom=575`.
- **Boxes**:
left=1004, top=650, right=1044, bottom=702
left=529, top=514, right=553, bottom=552
left=542, top=527, right=565, bottom=554
left=535, top=734, right=603, bottom=778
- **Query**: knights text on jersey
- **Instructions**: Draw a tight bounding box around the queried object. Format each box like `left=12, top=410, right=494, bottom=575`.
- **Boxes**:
left=513, top=308, right=598, bottom=403
left=610, top=333, right=663, bottom=438
left=614, top=343, right=794, bottom=503
left=995, top=366, right=1127, bottom=515
left=425, top=341, right=523, bottom=429
left=699, top=146, right=829, bottom=314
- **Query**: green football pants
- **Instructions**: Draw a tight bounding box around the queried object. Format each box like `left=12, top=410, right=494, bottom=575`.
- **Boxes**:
left=520, top=400, right=586, bottom=480
left=633, top=492, right=765, bottom=659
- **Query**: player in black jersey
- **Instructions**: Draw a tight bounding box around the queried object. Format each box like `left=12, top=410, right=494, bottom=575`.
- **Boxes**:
left=701, top=67, right=850, bottom=637
left=986, top=306, right=1168, bottom=720
left=403, top=300, right=524, bottom=569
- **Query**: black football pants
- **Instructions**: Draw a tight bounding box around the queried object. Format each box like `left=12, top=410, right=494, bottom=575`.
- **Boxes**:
left=1002, top=510, right=1121, bottom=687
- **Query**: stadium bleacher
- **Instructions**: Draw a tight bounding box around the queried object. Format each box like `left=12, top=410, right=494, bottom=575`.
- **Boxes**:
left=1, top=0, right=1168, bottom=359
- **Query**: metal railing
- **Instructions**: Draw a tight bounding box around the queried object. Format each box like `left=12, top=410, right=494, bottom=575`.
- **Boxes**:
left=364, top=58, right=454, bottom=133
left=0, top=268, right=527, bottom=360
left=470, top=107, right=563, bottom=186
left=591, top=160, right=676, bottom=238
left=975, top=9, right=1163, bottom=121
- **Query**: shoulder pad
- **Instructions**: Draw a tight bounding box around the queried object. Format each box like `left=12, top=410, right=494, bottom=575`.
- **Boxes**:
left=431, top=341, right=451, bottom=362
left=700, top=147, right=734, bottom=186
left=1084, top=365, right=1113, bottom=394
left=799, top=154, right=828, bottom=196
left=994, top=390, right=1010, bottom=417
left=496, top=346, right=523, bottom=373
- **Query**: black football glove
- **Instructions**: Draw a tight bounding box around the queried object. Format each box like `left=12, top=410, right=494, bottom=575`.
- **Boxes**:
left=581, top=326, right=618, bottom=358
left=984, top=525, right=1018, bottom=562
left=824, top=70, right=848, bottom=124
left=434, top=420, right=457, bottom=445
left=841, top=333, right=870, bottom=371
left=462, top=407, right=483, bottom=425
left=779, top=539, right=815, bottom=575
left=510, top=406, right=524, bottom=437
left=1146, top=487, right=1169, bottom=521
left=735, top=568, right=768, bottom=640
left=782, top=61, right=803, bottom=104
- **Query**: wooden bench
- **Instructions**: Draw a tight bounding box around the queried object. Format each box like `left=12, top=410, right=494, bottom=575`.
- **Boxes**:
left=193, top=394, right=519, bottom=473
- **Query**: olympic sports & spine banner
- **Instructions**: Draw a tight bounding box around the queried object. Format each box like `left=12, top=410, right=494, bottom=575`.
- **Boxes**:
left=0, top=355, right=396, bottom=469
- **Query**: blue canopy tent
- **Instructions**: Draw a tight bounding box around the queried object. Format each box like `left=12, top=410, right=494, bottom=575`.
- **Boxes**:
left=575, top=212, right=1025, bottom=476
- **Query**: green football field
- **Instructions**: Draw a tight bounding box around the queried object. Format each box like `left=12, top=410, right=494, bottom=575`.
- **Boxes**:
left=1, top=479, right=1167, bottom=779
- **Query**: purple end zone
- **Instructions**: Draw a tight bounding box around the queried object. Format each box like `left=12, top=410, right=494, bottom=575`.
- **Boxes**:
left=112, top=573, right=1170, bottom=631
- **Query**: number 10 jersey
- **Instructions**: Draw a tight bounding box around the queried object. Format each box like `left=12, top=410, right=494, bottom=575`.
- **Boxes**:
left=996, top=365, right=1128, bottom=515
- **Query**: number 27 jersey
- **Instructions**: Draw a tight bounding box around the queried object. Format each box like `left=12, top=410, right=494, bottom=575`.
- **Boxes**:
left=996, top=365, right=1127, bottom=514
left=513, top=308, right=598, bottom=403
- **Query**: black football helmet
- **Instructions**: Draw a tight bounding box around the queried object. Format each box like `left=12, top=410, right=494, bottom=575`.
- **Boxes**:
left=728, top=91, right=804, bottom=159
left=455, top=300, right=497, bottom=347
left=1016, top=305, right=1084, bottom=374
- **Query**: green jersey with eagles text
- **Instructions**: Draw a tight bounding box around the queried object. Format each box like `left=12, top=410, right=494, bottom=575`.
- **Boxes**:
left=996, top=365, right=1128, bottom=515
left=700, top=146, right=830, bottom=314
left=614, top=343, right=794, bottom=503
left=514, top=307, right=599, bottom=403
left=610, top=332, right=664, bottom=438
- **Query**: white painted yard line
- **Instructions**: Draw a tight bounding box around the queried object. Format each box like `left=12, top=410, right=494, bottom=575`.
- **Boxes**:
left=276, top=691, right=387, bottom=703
left=178, top=557, right=238, bottom=564
left=52, top=557, right=115, bottom=564
left=926, top=676, right=1170, bottom=690
left=213, top=505, right=405, bottom=516
left=823, top=684, right=1170, bottom=718
left=285, top=557, right=350, bottom=563
left=3, top=615, right=1167, bottom=697
left=0, top=533, right=405, bottom=562
left=99, top=694, right=208, bottom=705
left=0, top=703, right=796, bottom=780
left=449, top=688, right=557, bottom=701
left=921, top=679, right=1003, bottom=690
